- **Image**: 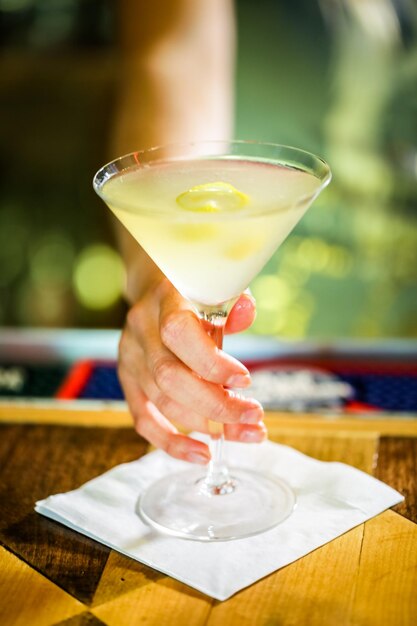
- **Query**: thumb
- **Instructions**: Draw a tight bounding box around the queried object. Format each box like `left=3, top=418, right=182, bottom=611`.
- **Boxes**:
left=225, top=291, right=256, bottom=334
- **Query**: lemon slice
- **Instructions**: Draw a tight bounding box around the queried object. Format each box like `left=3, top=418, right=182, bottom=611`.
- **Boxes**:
left=224, top=235, right=265, bottom=260
left=172, top=223, right=219, bottom=242
left=176, top=181, right=249, bottom=213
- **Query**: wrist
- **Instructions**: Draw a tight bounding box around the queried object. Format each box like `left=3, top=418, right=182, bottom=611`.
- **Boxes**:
left=125, top=258, right=166, bottom=306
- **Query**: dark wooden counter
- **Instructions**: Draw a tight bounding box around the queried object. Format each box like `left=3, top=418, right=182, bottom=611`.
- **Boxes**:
left=0, top=405, right=416, bottom=626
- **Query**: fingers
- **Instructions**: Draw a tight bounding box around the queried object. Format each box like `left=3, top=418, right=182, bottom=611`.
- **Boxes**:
left=122, top=366, right=266, bottom=461
left=121, top=370, right=211, bottom=464
left=224, top=421, right=267, bottom=443
left=119, top=278, right=264, bottom=463
left=158, top=285, right=251, bottom=387
left=138, top=327, right=264, bottom=425
left=120, top=325, right=265, bottom=461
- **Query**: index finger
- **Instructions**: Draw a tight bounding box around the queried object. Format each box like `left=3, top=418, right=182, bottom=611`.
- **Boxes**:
left=159, top=289, right=251, bottom=387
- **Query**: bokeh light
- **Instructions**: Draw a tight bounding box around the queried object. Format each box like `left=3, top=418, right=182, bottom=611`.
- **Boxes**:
left=0, top=206, right=29, bottom=288
left=29, top=231, right=75, bottom=286
left=17, top=280, right=74, bottom=327
left=73, top=244, right=125, bottom=310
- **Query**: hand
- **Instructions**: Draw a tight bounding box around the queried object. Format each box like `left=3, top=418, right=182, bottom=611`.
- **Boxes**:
left=118, top=277, right=265, bottom=463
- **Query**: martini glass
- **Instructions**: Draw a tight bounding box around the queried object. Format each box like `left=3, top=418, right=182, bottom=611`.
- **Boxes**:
left=93, top=140, right=331, bottom=541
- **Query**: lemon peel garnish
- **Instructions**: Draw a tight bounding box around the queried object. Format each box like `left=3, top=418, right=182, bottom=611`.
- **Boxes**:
left=224, top=235, right=265, bottom=260
left=176, top=181, right=249, bottom=213
left=172, top=223, right=219, bottom=242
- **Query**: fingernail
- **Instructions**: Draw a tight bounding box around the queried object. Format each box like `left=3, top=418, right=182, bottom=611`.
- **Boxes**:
left=234, top=294, right=255, bottom=311
left=239, top=428, right=266, bottom=443
left=240, top=406, right=263, bottom=424
left=186, top=452, right=210, bottom=465
left=227, top=373, right=251, bottom=388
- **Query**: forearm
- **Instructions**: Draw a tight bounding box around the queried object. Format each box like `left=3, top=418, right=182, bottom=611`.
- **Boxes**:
left=110, top=0, right=236, bottom=304
left=115, top=232, right=165, bottom=306
left=111, top=0, right=235, bottom=153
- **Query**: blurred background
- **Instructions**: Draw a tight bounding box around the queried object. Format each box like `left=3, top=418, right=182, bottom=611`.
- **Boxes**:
left=1, top=0, right=416, bottom=339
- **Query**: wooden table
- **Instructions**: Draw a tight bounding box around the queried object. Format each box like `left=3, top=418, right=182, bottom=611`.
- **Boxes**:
left=0, top=404, right=416, bottom=626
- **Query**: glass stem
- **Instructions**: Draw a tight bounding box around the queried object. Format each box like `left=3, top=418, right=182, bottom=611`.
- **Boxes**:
left=199, top=306, right=235, bottom=495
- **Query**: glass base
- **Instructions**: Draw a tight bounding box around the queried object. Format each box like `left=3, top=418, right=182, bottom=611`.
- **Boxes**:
left=136, top=467, right=296, bottom=541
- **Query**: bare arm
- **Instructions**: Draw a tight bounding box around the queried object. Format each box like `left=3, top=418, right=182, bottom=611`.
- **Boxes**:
left=112, top=0, right=235, bottom=304
left=110, top=0, right=264, bottom=461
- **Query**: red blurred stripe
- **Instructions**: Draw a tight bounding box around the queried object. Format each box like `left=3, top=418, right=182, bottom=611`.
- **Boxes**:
left=245, top=357, right=417, bottom=376
left=55, top=360, right=94, bottom=399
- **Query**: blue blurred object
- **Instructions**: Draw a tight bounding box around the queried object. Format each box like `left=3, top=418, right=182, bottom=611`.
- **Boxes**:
left=78, top=364, right=124, bottom=400
left=76, top=361, right=417, bottom=414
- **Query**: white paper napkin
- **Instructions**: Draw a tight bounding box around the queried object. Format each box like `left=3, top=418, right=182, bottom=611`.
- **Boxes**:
left=35, top=437, right=403, bottom=601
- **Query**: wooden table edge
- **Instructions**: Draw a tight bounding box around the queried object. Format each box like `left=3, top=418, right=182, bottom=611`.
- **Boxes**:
left=0, top=401, right=416, bottom=436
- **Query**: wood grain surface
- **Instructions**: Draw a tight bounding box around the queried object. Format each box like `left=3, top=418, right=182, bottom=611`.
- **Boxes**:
left=0, top=408, right=416, bottom=626
left=0, top=424, right=147, bottom=604
left=375, top=436, right=417, bottom=523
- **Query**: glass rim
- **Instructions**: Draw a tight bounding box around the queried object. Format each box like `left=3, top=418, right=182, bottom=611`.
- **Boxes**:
left=93, top=139, right=331, bottom=219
